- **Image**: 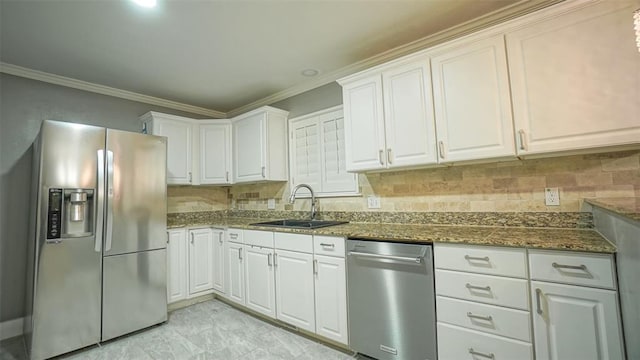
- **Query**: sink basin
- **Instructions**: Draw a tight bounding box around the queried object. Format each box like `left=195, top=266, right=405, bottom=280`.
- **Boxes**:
left=250, top=219, right=348, bottom=229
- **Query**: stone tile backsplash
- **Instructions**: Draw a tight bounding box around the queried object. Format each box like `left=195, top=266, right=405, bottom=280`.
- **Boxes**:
left=168, top=150, right=639, bottom=215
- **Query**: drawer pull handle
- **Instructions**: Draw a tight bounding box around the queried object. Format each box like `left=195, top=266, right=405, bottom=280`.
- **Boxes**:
left=320, top=243, right=335, bottom=248
left=466, top=283, right=491, bottom=292
left=467, top=312, right=493, bottom=321
left=469, top=348, right=495, bottom=359
left=552, top=262, right=587, bottom=271
left=464, top=255, right=490, bottom=262
left=535, top=288, right=543, bottom=315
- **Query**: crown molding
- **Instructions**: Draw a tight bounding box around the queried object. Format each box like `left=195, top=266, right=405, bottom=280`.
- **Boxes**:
left=226, top=0, right=562, bottom=117
left=0, top=62, right=226, bottom=118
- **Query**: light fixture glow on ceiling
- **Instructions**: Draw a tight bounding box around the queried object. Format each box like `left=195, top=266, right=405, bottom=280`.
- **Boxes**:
left=301, top=69, right=319, bottom=77
left=131, top=0, right=157, bottom=9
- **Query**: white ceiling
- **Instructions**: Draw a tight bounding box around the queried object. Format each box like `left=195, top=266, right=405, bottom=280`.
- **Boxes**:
left=1, top=0, right=549, bottom=116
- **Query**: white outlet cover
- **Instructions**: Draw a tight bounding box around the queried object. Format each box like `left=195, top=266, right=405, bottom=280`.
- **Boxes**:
left=545, top=187, right=560, bottom=206
left=267, top=198, right=276, bottom=210
left=367, top=196, right=381, bottom=209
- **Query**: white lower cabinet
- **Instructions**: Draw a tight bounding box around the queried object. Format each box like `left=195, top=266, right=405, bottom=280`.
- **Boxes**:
left=435, top=243, right=531, bottom=359
left=313, top=254, right=348, bottom=345
left=167, top=229, right=188, bottom=303
left=211, top=229, right=225, bottom=295
left=529, top=251, right=624, bottom=360
left=226, top=238, right=245, bottom=306
left=167, top=227, right=219, bottom=304
left=275, top=249, right=315, bottom=332
left=244, top=245, right=277, bottom=318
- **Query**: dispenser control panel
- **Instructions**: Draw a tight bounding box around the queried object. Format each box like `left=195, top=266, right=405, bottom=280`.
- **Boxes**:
left=47, top=188, right=63, bottom=240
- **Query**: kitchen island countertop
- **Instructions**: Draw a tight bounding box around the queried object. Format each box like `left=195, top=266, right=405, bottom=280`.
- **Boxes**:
left=168, top=216, right=615, bottom=253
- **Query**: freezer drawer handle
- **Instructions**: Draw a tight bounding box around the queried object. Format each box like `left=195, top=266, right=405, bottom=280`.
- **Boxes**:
left=552, top=262, right=587, bottom=271
left=467, top=312, right=493, bottom=321
left=468, top=348, right=494, bottom=359
left=465, top=283, right=491, bottom=292
left=348, top=251, right=422, bottom=264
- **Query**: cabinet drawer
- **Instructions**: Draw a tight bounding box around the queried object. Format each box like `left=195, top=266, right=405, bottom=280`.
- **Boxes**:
left=434, top=243, right=527, bottom=278
left=313, top=236, right=345, bottom=257
left=437, top=323, right=533, bottom=360
left=435, top=269, right=529, bottom=310
left=243, top=230, right=274, bottom=248
left=227, top=228, right=243, bottom=244
left=436, top=296, right=531, bottom=342
left=275, top=232, right=312, bottom=253
left=529, top=250, right=615, bottom=289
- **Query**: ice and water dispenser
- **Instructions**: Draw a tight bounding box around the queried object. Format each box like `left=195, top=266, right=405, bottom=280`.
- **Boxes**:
left=46, top=188, right=95, bottom=241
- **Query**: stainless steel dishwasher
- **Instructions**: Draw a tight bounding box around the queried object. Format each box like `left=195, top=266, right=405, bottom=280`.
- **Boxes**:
left=347, top=239, right=436, bottom=360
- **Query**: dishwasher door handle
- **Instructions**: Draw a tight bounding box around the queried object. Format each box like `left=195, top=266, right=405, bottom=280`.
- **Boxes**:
left=348, top=251, right=423, bottom=264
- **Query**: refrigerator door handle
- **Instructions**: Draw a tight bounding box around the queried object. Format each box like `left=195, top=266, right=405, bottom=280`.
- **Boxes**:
left=95, top=150, right=105, bottom=252
left=105, top=150, right=114, bottom=251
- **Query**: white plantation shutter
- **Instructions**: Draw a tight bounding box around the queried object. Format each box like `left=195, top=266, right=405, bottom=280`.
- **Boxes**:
left=288, top=106, right=358, bottom=196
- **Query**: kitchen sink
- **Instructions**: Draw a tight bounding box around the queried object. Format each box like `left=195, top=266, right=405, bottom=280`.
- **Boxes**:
left=250, top=219, right=348, bottom=229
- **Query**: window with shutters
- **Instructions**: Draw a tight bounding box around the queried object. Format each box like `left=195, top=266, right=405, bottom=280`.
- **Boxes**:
left=288, top=106, right=358, bottom=197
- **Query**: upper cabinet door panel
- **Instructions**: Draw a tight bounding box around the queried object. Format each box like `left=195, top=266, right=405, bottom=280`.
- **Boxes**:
left=342, top=75, right=386, bottom=171
left=200, top=123, right=231, bottom=184
left=507, top=1, right=640, bottom=155
left=234, top=113, right=265, bottom=182
left=382, top=60, right=438, bottom=167
left=431, top=34, right=516, bottom=162
left=154, top=118, right=192, bottom=184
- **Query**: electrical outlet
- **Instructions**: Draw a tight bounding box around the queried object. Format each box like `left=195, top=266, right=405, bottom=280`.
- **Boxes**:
left=545, top=187, right=560, bottom=206
left=367, top=196, right=381, bottom=209
left=267, top=199, right=276, bottom=210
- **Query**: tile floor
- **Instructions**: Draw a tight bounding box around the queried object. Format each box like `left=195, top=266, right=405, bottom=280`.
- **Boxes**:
left=0, top=299, right=358, bottom=360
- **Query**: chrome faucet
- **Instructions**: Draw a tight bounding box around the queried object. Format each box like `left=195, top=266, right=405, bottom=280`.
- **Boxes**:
left=289, top=184, right=317, bottom=220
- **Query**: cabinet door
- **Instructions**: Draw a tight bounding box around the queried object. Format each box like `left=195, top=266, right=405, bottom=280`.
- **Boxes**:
left=153, top=118, right=192, bottom=184
left=200, top=123, right=231, bottom=184
left=226, top=241, right=245, bottom=305
left=233, top=113, right=266, bottom=182
left=244, top=246, right=276, bottom=318
left=289, top=117, right=321, bottom=193
left=188, top=229, right=214, bottom=295
left=314, top=255, right=348, bottom=345
left=531, top=281, right=624, bottom=360
left=431, top=34, right=515, bottom=163
left=507, top=1, right=640, bottom=155
left=211, top=229, right=225, bottom=295
left=275, top=249, right=315, bottom=332
left=382, top=60, right=438, bottom=168
left=166, top=229, right=187, bottom=303
left=342, top=75, right=387, bottom=171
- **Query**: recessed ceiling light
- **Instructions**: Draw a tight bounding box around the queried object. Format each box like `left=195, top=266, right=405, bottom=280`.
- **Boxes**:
left=301, top=69, right=319, bottom=77
left=131, top=0, right=157, bottom=9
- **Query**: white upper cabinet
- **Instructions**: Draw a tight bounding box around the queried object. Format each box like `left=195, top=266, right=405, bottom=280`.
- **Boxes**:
left=431, top=34, right=516, bottom=163
left=506, top=1, right=640, bottom=156
left=232, top=106, right=289, bottom=183
left=289, top=106, right=358, bottom=196
left=341, top=75, right=387, bottom=171
left=199, top=121, right=232, bottom=184
left=141, top=112, right=193, bottom=184
left=340, top=59, right=437, bottom=171
left=382, top=59, right=438, bottom=167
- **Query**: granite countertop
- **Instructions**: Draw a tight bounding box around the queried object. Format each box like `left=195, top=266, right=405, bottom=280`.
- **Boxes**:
left=585, top=198, right=640, bottom=223
left=168, top=216, right=615, bottom=253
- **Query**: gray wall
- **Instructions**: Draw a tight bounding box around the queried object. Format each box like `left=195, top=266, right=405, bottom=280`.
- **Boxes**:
left=270, top=82, right=342, bottom=118
left=0, top=73, right=206, bottom=322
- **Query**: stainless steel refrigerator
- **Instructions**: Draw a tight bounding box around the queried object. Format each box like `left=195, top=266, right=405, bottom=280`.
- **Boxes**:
left=25, top=120, right=168, bottom=360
